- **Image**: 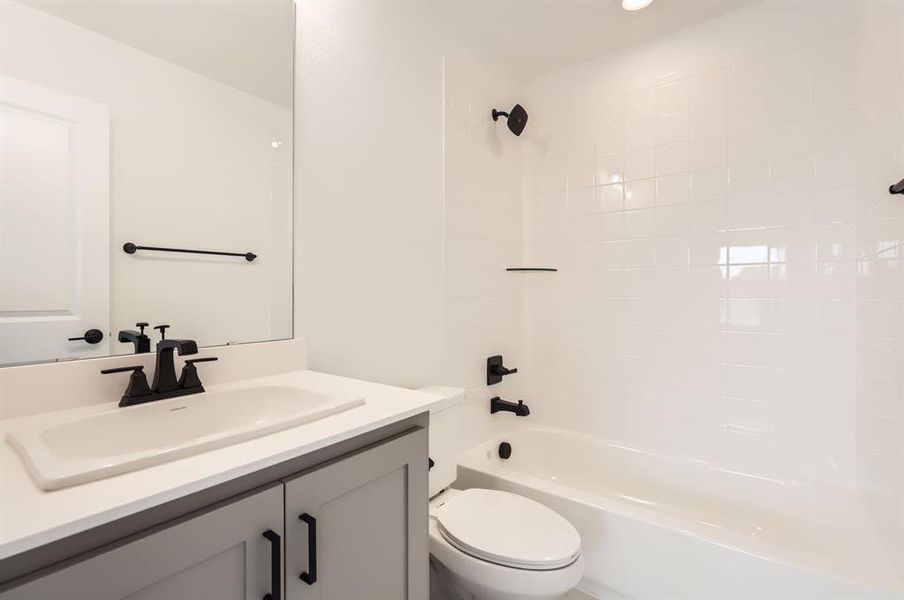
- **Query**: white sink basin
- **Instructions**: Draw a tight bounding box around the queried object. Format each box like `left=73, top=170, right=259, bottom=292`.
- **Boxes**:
left=6, top=385, right=365, bottom=490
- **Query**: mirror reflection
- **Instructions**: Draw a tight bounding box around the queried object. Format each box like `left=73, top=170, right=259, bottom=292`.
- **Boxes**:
left=0, top=0, right=295, bottom=365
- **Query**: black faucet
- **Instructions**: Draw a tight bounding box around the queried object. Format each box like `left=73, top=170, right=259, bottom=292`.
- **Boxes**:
left=118, top=322, right=151, bottom=354
left=490, top=396, right=530, bottom=416
left=102, top=325, right=217, bottom=407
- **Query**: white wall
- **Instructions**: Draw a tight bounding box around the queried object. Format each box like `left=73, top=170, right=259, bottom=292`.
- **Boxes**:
left=519, top=1, right=903, bottom=494
left=1, top=1, right=293, bottom=354
left=294, top=0, right=516, bottom=399
left=295, top=1, right=529, bottom=444
left=295, top=0, right=445, bottom=387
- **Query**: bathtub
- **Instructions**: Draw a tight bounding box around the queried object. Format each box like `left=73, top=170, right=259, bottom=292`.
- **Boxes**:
left=455, top=426, right=903, bottom=600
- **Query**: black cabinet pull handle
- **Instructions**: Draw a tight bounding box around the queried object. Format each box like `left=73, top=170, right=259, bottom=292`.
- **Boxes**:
left=299, top=513, right=317, bottom=585
left=262, top=529, right=281, bottom=600
left=68, top=329, right=103, bottom=344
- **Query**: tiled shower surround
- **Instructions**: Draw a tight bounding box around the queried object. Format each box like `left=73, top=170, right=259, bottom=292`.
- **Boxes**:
left=514, top=1, right=903, bottom=494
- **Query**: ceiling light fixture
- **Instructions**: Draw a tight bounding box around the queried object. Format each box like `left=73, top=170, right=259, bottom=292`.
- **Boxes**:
left=622, top=0, right=653, bottom=11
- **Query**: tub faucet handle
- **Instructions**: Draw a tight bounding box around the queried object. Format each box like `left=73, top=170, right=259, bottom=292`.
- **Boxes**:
left=487, top=355, right=518, bottom=385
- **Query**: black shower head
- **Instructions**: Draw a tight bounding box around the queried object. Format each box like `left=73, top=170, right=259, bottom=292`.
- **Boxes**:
left=492, top=104, right=528, bottom=136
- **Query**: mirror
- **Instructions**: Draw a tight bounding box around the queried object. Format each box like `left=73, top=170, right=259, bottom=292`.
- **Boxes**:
left=0, top=0, right=294, bottom=366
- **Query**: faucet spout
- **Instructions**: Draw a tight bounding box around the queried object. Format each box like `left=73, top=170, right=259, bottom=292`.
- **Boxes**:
left=152, top=339, right=198, bottom=393
left=118, top=322, right=151, bottom=354
left=490, top=396, right=530, bottom=417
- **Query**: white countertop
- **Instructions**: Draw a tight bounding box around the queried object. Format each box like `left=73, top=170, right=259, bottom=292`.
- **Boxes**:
left=0, top=370, right=446, bottom=560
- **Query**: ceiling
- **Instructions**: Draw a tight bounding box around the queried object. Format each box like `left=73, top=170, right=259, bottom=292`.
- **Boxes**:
left=22, top=0, right=294, bottom=107
left=435, top=0, right=758, bottom=81
left=21, top=0, right=755, bottom=101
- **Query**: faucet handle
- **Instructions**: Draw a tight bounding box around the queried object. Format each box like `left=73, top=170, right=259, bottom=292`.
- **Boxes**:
left=185, top=357, right=218, bottom=365
left=487, top=355, right=518, bottom=385
left=179, top=357, right=217, bottom=390
left=101, top=365, right=145, bottom=375
left=153, top=324, right=170, bottom=340
left=101, top=365, right=153, bottom=406
left=136, top=322, right=149, bottom=334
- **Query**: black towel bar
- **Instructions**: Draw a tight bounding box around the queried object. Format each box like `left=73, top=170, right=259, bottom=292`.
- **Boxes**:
left=123, top=242, right=256, bottom=262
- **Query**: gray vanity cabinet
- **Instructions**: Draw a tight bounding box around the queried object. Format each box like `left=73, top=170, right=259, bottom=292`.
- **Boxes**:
left=284, top=429, right=428, bottom=600
left=0, top=484, right=284, bottom=600
left=0, top=427, right=428, bottom=600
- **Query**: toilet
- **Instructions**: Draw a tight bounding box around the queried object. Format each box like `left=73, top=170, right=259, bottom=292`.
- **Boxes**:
left=420, top=387, right=585, bottom=600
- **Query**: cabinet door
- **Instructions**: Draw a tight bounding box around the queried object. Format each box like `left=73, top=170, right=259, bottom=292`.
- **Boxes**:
left=1, top=484, right=284, bottom=600
left=284, top=429, right=428, bottom=600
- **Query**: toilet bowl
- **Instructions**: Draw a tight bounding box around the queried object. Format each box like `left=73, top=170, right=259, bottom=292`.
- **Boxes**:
left=429, top=488, right=584, bottom=600
left=419, top=387, right=585, bottom=600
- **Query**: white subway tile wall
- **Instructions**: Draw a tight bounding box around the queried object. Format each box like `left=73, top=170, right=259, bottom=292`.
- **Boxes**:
left=443, top=53, right=525, bottom=449
left=520, top=1, right=903, bottom=492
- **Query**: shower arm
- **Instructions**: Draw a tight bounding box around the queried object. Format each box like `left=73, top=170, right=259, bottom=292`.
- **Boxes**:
left=491, top=109, right=509, bottom=121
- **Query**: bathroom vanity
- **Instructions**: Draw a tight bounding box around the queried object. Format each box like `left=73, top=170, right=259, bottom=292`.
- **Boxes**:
left=1, top=428, right=425, bottom=600
left=0, top=341, right=443, bottom=600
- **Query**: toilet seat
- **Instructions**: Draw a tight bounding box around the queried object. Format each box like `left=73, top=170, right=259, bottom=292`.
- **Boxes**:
left=434, top=488, right=581, bottom=571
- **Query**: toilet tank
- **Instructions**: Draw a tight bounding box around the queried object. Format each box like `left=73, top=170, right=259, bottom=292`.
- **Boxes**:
left=418, top=386, right=464, bottom=497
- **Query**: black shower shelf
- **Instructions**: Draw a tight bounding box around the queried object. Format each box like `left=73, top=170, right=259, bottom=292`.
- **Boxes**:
left=123, top=242, right=257, bottom=262
left=505, top=267, right=557, bottom=272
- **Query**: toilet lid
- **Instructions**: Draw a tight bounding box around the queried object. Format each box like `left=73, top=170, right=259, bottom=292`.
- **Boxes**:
left=435, top=488, right=580, bottom=570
